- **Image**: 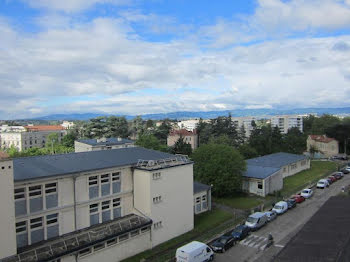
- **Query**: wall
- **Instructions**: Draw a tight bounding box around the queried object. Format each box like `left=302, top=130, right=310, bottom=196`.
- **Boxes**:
left=193, top=190, right=211, bottom=214
left=75, top=141, right=93, bottom=152
left=0, top=159, right=16, bottom=259
left=264, top=170, right=283, bottom=196
left=281, top=159, right=310, bottom=178
left=167, top=134, right=198, bottom=150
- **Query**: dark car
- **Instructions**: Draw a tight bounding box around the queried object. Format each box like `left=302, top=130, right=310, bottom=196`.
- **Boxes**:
left=326, top=177, right=333, bottom=185
left=210, top=235, right=236, bottom=253
left=229, top=225, right=251, bottom=241
left=341, top=169, right=350, bottom=174
left=286, top=199, right=296, bottom=209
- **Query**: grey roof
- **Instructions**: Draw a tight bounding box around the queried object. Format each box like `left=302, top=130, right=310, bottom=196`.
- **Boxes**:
left=193, top=181, right=211, bottom=194
left=243, top=165, right=280, bottom=179
left=13, top=147, right=175, bottom=182
left=77, top=137, right=134, bottom=146
left=275, top=196, right=350, bottom=262
left=247, top=152, right=307, bottom=168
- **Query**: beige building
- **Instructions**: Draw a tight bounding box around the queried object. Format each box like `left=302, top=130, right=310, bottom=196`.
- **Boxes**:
left=307, top=135, right=339, bottom=158
left=0, top=147, right=194, bottom=262
left=75, top=137, right=136, bottom=152
left=193, top=182, right=212, bottom=215
left=232, top=117, right=259, bottom=138
left=167, top=129, right=198, bottom=151
left=0, top=125, right=67, bottom=152
left=243, top=152, right=310, bottom=196
left=271, top=115, right=303, bottom=134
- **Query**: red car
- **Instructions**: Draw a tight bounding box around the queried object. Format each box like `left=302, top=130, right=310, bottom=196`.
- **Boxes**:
left=292, top=195, right=305, bottom=203
left=328, top=176, right=337, bottom=183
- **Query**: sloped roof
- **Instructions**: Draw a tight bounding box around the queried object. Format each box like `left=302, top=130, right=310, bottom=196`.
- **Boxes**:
left=194, top=181, right=211, bottom=194
left=309, top=135, right=337, bottom=143
left=77, top=138, right=134, bottom=146
left=13, top=147, right=175, bottom=182
left=24, top=125, right=65, bottom=131
left=0, top=151, right=9, bottom=160
left=247, top=152, right=307, bottom=168
left=243, top=165, right=280, bottom=179
left=169, top=129, right=197, bottom=136
left=275, top=196, right=350, bottom=262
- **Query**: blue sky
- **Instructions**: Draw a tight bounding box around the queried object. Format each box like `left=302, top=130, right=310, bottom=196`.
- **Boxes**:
left=0, top=0, right=350, bottom=119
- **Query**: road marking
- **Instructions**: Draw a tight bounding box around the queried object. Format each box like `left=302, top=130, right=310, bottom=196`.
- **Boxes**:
left=274, top=244, right=284, bottom=248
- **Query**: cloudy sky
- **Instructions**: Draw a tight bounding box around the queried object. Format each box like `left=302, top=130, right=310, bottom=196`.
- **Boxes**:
left=1, top=0, right=350, bottom=119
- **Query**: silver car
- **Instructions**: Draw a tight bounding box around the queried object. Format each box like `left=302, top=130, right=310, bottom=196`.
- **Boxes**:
left=265, top=211, right=277, bottom=222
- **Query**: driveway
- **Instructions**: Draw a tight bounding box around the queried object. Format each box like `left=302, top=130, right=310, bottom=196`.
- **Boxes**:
left=214, top=174, right=350, bottom=262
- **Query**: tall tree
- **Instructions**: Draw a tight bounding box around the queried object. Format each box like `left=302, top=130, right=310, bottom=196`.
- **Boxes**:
left=171, top=137, right=192, bottom=156
left=325, top=123, right=350, bottom=154
left=106, top=116, right=130, bottom=138
left=135, top=134, right=169, bottom=152
left=192, top=143, right=246, bottom=197
left=282, top=127, right=307, bottom=154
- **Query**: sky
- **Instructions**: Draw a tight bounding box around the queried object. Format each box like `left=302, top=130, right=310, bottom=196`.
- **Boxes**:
left=1, top=0, right=350, bottom=119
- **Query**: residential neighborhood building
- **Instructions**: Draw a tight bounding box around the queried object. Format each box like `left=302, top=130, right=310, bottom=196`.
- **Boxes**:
left=243, top=152, right=310, bottom=196
left=177, top=119, right=200, bottom=131
left=75, top=138, right=136, bottom=152
left=61, top=121, right=75, bottom=129
left=270, top=115, right=303, bottom=134
left=306, top=135, right=339, bottom=158
left=0, top=125, right=67, bottom=152
left=167, top=129, right=198, bottom=150
left=232, top=116, right=258, bottom=138
left=193, top=182, right=212, bottom=215
left=0, top=147, right=194, bottom=262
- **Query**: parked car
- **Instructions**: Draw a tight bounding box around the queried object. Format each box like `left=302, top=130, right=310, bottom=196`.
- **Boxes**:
left=265, top=211, right=277, bottom=222
left=328, top=176, right=337, bottom=183
left=317, top=179, right=329, bottom=189
left=286, top=199, right=297, bottom=209
left=292, top=194, right=305, bottom=203
left=331, top=155, right=348, bottom=160
left=341, top=168, right=350, bottom=174
left=229, top=225, right=251, bottom=241
left=245, top=212, right=268, bottom=231
left=301, top=188, right=313, bottom=198
left=326, top=177, right=333, bottom=185
left=176, top=241, right=214, bottom=262
left=332, top=172, right=343, bottom=179
left=345, top=166, right=350, bottom=172
left=210, top=235, right=236, bottom=253
left=272, top=201, right=289, bottom=214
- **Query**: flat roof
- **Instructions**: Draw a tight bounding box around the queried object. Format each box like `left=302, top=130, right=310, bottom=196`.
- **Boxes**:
left=247, top=152, right=307, bottom=168
left=274, top=196, right=350, bottom=262
left=193, top=181, right=211, bottom=194
left=243, top=165, right=280, bottom=179
left=77, top=138, right=134, bottom=146
left=13, top=147, right=175, bottom=182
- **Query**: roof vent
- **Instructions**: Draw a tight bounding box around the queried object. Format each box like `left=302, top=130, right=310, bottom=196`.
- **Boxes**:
left=148, top=160, right=155, bottom=166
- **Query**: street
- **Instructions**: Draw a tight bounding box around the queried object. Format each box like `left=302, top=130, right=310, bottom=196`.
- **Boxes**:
left=214, top=173, right=350, bottom=262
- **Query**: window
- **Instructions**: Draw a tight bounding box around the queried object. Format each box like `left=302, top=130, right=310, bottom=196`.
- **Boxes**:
left=152, top=172, right=161, bottom=180
left=30, top=217, right=44, bottom=244
left=291, top=163, right=297, bottom=170
left=154, top=221, right=162, bottom=229
left=195, top=197, right=201, bottom=213
left=112, top=172, right=121, bottom=194
left=15, top=188, right=27, bottom=216
left=106, top=238, right=118, bottom=246
left=119, top=233, right=129, bottom=242
left=141, top=226, right=150, bottom=234
left=16, top=221, right=28, bottom=248
left=29, top=185, right=43, bottom=213
left=45, top=183, right=58, bottom=209
left=88, top=176, right=99, bottom=199
left=130, top=229, right=140, bottom=237
left=101, top=200, right=111, bottom=222
left=113, top=198, right=121, bottom=218
left=90, top=203, right=99, bottom=225
left=258, top=182, right=263, bottom=190
left=101, top=174, right=110, bottom=196
left=78, top=248, right=91, bottom=257
left=46, top=213, right=59, bottom=239
left=153, top=196, right=162, bottom=204
left=202, top=195, right=207, bottom=210
left=93, top=242, right=105, bottom=252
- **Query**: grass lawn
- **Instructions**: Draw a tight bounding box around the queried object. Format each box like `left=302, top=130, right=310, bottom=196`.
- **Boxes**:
left=122, top=208, right=233, bottom=262
left=213, top=194, right=263, bottom=210
left=281, top=161, right=337, bottom=196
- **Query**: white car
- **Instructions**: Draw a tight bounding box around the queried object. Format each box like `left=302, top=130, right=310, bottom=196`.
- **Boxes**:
left=272, top=201, right=288, bottom=215
left=301, top=188, right=313, bottom=198
left=316, top=179, right=329, bottom=189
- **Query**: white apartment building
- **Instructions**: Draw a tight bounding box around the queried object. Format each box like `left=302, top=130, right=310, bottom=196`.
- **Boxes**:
left=75, top=138, right=136, bottom=153
left=232, top=117, right=258, bottom=138
left=0, top=147, right=194, bottom=262
left=61, top=121, right=75, bottom=129
left=0, top=125, right=67, bottom=152
left=270, top=115, right=303, bottom=134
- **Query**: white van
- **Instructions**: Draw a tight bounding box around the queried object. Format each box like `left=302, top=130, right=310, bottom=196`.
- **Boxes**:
left=272, top=201, right=288, bottom=215
left=245, top=212, right=268, bottom=231
left=176, top=241, right=214, bottom=262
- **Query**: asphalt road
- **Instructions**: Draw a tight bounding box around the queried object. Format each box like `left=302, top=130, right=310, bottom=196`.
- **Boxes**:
left=214, top=173, right=350, bottom=262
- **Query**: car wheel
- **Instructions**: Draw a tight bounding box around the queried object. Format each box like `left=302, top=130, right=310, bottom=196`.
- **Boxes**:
left=209, top=255, right=214, bottom=261
left=222, top=247, right=225, bottom=253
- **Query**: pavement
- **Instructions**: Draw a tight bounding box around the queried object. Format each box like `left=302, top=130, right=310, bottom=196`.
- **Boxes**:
left=213, top=173, right=350, bottom=262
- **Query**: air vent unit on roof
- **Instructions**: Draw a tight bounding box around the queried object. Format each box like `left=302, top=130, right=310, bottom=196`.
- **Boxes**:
left=148, top=160, right=155, bottom=166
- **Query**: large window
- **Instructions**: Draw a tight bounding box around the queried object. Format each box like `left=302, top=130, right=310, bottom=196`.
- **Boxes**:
left=15, top=188, right=27, bottom=216
left=90, top=198, right=122, bottom=226
left=45, top=183, right=58, bottom=209
left=88, top=172, right=121, bottom=200
left=29, top=185, right=43, bottom=213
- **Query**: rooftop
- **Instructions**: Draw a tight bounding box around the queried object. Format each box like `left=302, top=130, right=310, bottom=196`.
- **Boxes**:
left=169, top=129, right=197, bottom=136
left=275, top=196, right=350, bottom=262
left=13, top=147, right=183, bottom=182
left=193, top=181, right=211, bottom=194
left=309, top=135, right=337, bottom=143
left=2, top=214, right=151, bottom=262
left=247, top=152, right=307, bottom=169
left=24, top=125, right=65, bottom=132
left=77, top=137, right=134, bottom=146
left=243, top=165, right=280, bottom=179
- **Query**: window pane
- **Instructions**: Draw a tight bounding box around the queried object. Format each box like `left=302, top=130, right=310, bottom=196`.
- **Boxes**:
left=15, top=200, right=27, bottom=216
left=89, top=186, right=98, bottom=199
left=101, top=183, right=110, bottom=196
left=90, top=214, right=99, bottom=226
left=46, top=194, right=58, bottom=209
left=47, top=224, right=59, bottom=239
left=30, top=197, right=43, bottom=213
left=102, top=210, right=111, bottom=223
left=31, top=228, right=44, bottom=244
left=112, top=182, right=121, bottom=194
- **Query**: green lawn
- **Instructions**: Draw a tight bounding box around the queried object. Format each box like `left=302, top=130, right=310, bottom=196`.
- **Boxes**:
left=213, top=194, right=263, bottom=210
left=122, top=208, right=233, bottom=262
left=281, top=161, right=337, bottom=196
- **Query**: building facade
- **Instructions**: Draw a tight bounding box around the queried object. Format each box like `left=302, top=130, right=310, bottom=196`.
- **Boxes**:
left=167, top=129, right=198, bottom=151
left=0, top=125, right=67, bottom=152
left=75, top=138, right=136, bottom=152
left=306, top=135, right=339, bottom=158
left=270, top=115, right=303, bottom=134
left=193, top=182, right=212, bottom=215
left=0, top=147, right=194, bottom=262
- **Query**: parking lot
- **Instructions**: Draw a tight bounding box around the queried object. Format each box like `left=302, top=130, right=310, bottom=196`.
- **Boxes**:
left=214, top=172, right=350, bottom=262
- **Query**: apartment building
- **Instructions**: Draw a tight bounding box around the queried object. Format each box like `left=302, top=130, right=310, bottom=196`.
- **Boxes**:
left=167, top=129, right=198, bottom=150
left=0, top=125, right=67, bottom=151
left=0, top=147, right=194, bottom=262
left=270, top=115, right=303, bottom=134
left=232, top=117, right=258, bottom=138
left=75, top=137, right=135, bottom=152
left=306, top=135, right=339, bottom=158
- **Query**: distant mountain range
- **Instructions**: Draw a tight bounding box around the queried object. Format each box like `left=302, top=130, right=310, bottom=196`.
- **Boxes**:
left=30, top=107, right=350, bottom=121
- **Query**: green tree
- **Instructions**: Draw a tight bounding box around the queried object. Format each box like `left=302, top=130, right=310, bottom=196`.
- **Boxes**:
left=238, top=144, right=259, bottom=159
left=325, top=123, right=350, bottom=154
left=171, top=137, right=192, bottom=156
left=192, top=143, right=246, bottom=197
left=46, top=133, right=59, bottom=154
left=61, top=132, right=77, bottom=148
left=106, top=116, right=130, bottom=138
left=197, top=119, right=212, bottom=145
left=136, top=134, right=169, bottom=152
left=154, top=119, right=172, bottom=142
left=282, top=127, right=307, bottom=154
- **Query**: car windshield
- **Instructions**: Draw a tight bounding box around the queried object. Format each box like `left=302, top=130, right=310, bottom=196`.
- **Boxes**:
left=302, top=190, right=309, bottom=194
left=319, top=181, right=324, bottom=184
left=246, top=217, right=258, bottom=223
left=219, top=238, right=228, bottom=244
left=274, top=205, right=282, bottom=209
left=233, top=228, right=243, bottom=233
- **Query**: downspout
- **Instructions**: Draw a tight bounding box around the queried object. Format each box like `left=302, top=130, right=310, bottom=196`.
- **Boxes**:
left=73, top=175, right=77, bottom=231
